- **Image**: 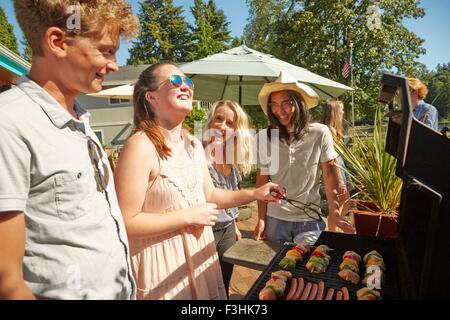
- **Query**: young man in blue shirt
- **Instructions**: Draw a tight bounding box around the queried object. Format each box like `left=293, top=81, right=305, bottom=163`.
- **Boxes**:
left=0, top=0, right=138, bottom=299
left=408, top=77, right=439, bottom=130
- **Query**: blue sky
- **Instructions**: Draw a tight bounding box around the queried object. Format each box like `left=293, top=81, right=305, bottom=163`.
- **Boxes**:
left=2, top=0, right=449, bottom=70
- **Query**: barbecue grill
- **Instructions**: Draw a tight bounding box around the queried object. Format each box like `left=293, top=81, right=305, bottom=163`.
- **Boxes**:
left=245, top=73, right=450, bottom=300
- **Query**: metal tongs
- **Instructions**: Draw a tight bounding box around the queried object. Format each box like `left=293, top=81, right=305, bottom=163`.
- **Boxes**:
left=271, top=188, right=323, bottom=222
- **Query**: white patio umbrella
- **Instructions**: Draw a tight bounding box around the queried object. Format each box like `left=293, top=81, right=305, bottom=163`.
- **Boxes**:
left=89, top=45, right=353, bottom=105
left=180, top=45, right=353, bottom=106
left=87, top=83, right=134, bottom=99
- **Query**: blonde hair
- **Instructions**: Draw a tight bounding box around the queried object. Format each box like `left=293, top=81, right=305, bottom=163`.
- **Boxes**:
left=408, top=77, right=428, bottom=100
left=14, top=0, right=139, bottom=56
left=321, top=99, right=345, bottom=140
left=203, top=100, right=253, bottom=176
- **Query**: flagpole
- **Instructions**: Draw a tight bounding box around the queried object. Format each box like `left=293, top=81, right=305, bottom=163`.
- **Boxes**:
left=350, top=42, right=355, bottom=127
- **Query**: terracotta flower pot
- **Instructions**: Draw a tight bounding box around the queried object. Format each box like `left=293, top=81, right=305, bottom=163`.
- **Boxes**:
left=351, top=200, right=398, bottom=238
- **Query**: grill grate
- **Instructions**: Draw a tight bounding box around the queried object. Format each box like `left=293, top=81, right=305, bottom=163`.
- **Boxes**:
left=244, top=231, right=400, bottom=300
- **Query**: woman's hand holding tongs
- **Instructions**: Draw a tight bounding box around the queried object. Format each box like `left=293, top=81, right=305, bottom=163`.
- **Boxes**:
left=255, top=183, right=285, bottom=204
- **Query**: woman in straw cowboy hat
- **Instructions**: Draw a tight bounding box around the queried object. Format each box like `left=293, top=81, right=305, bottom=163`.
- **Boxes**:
left=253, top=72, right=355, bottom=243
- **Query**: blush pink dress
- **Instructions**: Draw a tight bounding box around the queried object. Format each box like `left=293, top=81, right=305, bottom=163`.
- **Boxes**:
left=129, top=134, right=227, bottom=300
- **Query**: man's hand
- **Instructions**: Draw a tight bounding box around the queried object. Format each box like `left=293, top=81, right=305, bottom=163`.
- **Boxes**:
left=253, top=218, right=266, bottom=240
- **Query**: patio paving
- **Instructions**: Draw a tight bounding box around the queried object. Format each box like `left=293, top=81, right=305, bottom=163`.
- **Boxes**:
left=228, top=201, right=262, bottom=300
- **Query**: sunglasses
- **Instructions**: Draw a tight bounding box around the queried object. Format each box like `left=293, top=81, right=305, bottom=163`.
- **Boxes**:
left=158, top=75, right=194, bottom=90
left=268, top=99, right=296, bottom=111
left=87, top=136, right=110, bottom=193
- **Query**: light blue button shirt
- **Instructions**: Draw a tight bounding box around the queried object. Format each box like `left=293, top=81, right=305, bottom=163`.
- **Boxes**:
left=0, top=76, right=135, bottom=299
left=208, top=164, right=241, bottom=230
left=413, top=100, right=439, bottom=130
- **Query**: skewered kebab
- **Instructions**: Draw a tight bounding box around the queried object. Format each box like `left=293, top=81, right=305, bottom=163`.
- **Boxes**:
left=278, top=242, right=311, bottom=269
left=356, top=250, right=384, bottom=300
left=356, top=287, right=382, bottom=300
left=338, top=250, right=361, bottom=284
left=362, top=250, right=385, bottom=286
left=305, top=245, right=332, bottom=273
left=258, top=270, right=292, bottom=300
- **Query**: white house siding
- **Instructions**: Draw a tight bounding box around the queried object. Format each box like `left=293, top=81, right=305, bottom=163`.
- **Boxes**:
left=77, top=93, right=134, bottom=147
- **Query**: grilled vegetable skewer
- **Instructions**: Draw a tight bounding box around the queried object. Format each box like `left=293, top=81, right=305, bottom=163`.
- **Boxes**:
left=258, top=270, right=292, bottom=300
left=278, top=242, right=311, bottom=269
left=305, top=245, right=332, bottom=273
left=357, top=250, right=384, bottom=300
left=338, top=250, right=361, bottom=284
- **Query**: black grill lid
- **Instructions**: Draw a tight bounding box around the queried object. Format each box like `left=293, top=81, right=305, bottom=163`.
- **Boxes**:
left=380, top=73, right=450, bottom=299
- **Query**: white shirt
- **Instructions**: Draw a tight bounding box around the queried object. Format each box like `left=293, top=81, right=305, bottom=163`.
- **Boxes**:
left=257, top=123, right=337, bottom=222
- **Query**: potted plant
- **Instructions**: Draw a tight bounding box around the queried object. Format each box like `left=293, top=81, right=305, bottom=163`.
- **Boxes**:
left=334, top=109, right=402, bottom=238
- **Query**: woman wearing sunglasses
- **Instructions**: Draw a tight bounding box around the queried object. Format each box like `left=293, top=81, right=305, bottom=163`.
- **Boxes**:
left=114, top=62, right=283, bottom=300
left=253, top=72, right=355, bottom=244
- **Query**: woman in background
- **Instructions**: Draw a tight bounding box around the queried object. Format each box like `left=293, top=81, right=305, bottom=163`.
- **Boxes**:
left=321, top=98, right=352, bottom=217
left=203, top=100, right=253, bottom=297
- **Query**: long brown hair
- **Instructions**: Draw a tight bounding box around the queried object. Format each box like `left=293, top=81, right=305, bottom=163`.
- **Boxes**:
left=267, top=90, right=310, bottom=143
left=132, top=62, right=177, bottom=159
left=321, top=98, right=344, bottom=140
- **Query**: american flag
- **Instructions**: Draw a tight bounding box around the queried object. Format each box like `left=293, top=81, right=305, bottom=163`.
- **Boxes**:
left=342, top=59, right=352, bottom=79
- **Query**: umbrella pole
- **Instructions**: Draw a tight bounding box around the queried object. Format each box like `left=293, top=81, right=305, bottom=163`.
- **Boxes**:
left=239, top=76, right=242, bottom=105
left=350, top=43, right=355, bottom=127
left=221, top=76, right=229, bottom=100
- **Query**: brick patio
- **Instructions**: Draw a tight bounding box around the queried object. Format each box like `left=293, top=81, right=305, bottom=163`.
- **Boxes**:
left=228, top=201, right=262, bottom=300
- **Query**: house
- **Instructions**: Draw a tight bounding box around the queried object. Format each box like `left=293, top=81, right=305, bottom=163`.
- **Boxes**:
left=0, top=42, right=30, bottom=91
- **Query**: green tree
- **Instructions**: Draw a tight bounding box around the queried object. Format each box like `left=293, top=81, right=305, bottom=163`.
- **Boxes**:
left=21, top=36, right=33, bottom=63
left=188, top=0, right=232, bottom=60
left=427, top=63, right=450, bottom=120
left=127, top=0, right=190, bottom=64
left=0, top=6, right=19, bottom=55
left=243, top=105, right=268, bottom=130
left=229, top=36, right=242, bottom=48
left=244, top=0, right=426, bottom=121
left=243, top=0, right=289, bottom=56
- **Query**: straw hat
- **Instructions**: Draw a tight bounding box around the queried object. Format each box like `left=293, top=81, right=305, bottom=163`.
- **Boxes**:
left=258, top=71, right=319, bottom=115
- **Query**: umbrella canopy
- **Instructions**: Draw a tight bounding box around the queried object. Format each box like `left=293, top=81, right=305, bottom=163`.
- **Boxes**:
left=89, top=45, right=353, bottom=105
left=180, top=45, right=353, bottom=105
left=87, top=83, right=134, bottom=99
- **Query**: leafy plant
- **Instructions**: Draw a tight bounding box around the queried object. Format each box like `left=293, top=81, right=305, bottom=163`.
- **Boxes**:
left=334, top=108, right=402, bottom=216
left=183, top=105, right=206, bottom=131
left=243, top=105, right=268, bottom=130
